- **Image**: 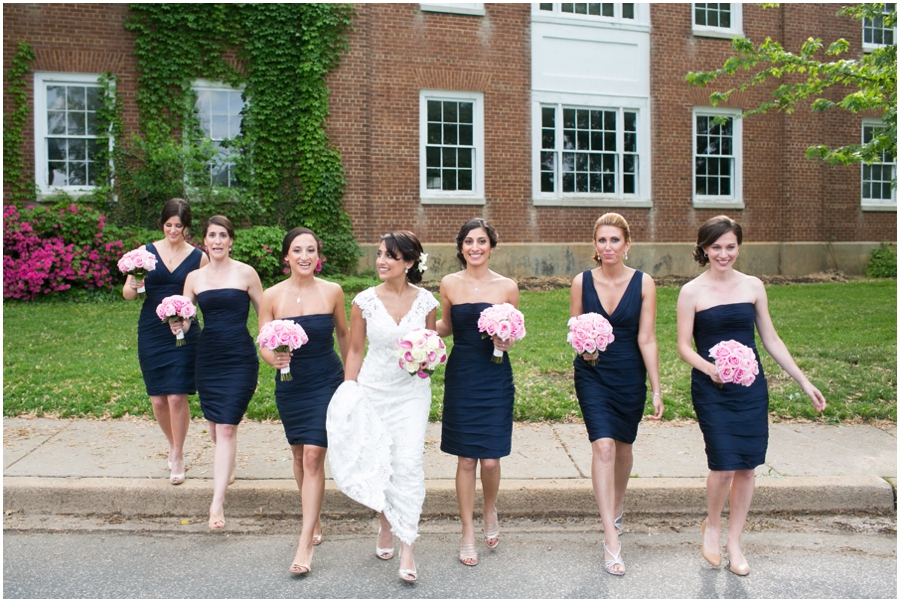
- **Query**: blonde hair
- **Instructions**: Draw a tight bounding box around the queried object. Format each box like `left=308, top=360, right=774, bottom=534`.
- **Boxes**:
left=592, top=213, right=631, bottom=266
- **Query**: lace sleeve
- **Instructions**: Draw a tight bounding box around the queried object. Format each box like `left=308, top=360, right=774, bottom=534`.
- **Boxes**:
left=408, top=288, right=439, bottom=323
left=353, top=288, right=379, bottom=321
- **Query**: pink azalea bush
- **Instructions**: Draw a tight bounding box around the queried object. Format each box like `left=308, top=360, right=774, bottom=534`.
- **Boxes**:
left=3, top=204, right=125, bottom=300
left=477, top=303, right=526, bottom=363
left=397, top=328, right=447, bottom=378
left=567, top=312, right=615, bottom=366
left=257, top=319, right=309, bottom=381
left=155, top=295, right=197, bottom=346
left=708, top=339, right=760, bottom=387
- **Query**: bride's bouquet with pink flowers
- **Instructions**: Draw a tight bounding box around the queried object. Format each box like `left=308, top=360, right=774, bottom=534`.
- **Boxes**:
left=118, top=248, right=158, bottom=298
left=567, top=313, right=615, bottom=366
left=397, top=328, right=447, bottom=378
left=257, top=319, right=309, bottom=381
left=708, top=340, right=759, bottom=387
left=155, top=295, right=197, bottom=347
left=477, top=303, right=526, bottom=363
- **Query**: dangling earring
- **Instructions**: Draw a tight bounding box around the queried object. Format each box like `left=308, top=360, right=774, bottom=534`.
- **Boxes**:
left=595, top=253, right=602, bottom=263
left=405, top=267, right=409, bottom=274
left=624, top=251, right=628, bottom=261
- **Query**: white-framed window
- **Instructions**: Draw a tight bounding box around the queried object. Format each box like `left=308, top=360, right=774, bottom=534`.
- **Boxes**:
left=537, top=3, right=638, bottom=22
left=192, top=80, right=245, bottom=187
left=419, top=90, right=484, bottom=205
left=536, top=104, right=644, bottom=203
left=861, top=119, right=897, bottom=210
left=863, top=3, right=896, bottom=52
left=33, top=72, right=107, bottom=197
left=693, top=107, right=742, bottom=208
left=420, top=3, right=484, bottom=17
left=692, top=3, right=743, bottom=39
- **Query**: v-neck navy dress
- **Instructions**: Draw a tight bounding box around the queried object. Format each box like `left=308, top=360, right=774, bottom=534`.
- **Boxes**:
left=136, top=243, right=204, bottom=396
left=573, top=269, right=647, bottom=444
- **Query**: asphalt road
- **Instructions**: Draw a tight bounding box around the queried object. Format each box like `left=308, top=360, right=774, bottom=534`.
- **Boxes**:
left=3, top=514, right=896, bottom=599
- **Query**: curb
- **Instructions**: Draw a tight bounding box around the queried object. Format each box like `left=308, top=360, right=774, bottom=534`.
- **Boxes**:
left=4, top=475, right=893, bottom=519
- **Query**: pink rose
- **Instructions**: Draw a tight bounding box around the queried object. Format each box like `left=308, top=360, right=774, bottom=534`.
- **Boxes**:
left=720, top=366, right=735, bottom=382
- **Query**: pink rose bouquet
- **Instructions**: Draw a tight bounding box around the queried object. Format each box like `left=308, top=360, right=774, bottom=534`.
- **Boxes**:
left=257, top=319, right=309, bottom=381
left=117, top=248, right=158, bottom=298
left=708, top=339, right=759, bottom=387
left=155, top=295, right=197, bottom=347
left=477, top=303, right=527, bottom=363
left=567, top=313, right=615, bottom=366
left=397, top=328, right=447, bottom=378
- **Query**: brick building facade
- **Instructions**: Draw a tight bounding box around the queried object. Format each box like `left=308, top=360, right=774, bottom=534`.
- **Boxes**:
left=4, top=3, right=896, bottom=256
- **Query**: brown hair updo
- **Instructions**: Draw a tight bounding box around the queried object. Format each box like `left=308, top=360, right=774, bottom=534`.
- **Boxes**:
left=158, top=198, right=193, bottom=231
left=381, top=231, right=426, bottom=285
left=693, top=215, right=743, bottom=266
left=592, top=212, right=631, bottom=266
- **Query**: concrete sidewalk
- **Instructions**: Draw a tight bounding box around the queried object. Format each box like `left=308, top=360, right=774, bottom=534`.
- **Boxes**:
left=3, top=418, right=896, bottom=519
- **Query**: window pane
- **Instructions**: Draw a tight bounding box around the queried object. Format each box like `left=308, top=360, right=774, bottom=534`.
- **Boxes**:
left=49, top=163, right=67, bottom=186
left=576, top=109, right=589, bottom=129
left=563, top=130, right=576, bottom=150
left=623, top=3, right=634, bottom=19
left=427, top=168, right=442, bottom=189
left=443, top=123, right=458, bottom=145
left=542, top=107, right=555, bottom=129
left=561, top=3, right=574, bottom=13
left=426, top=147, right=441, bottom=167
left=539, top=3, right=553, bottom=11
left=591, top=131, right=602, bottom=151
left=458, top=102, right=473, bottom=124
left=589, top=172, right=602, bottom=193
left=211, top=115, right=229, bottom=140
left=588, top=3, right=600, bottom=16
left=541, top=172, right=555, bottom=192
left=695, top=6, right=706, bottom=26
left=720, top=176, right=731, bottom=195
left=86, top=111, right=99, bottom=136
left=697, top=135, right=708, bottom=155
left=562, top=172, right=575, bottom=192
left=211, top=91, right=229, bottom=114
left=228, top=91, right=244, bottom=113
left=229, top=115, right=242, bottom=137
left=86, top=87, right=101, bottom=111
left=590, top=110, right=603, bottom=129
left=48, top=138, right=66, bottom=161
left=458, top=169, right=472, bottom=191
left=459, top=124, right=473, bottom=146
left=576, top=172, right=587, bottom=192
left=696, top=177, right=707, bottom=195
left=623, top=154, right=635, bottom=173
left=443, top=101, right=458, bottom=123
left=562, top=152, right=575, bottom=172
left=601, top=3, right=613, bottom=17
left=624, top=112, right=636, bottom=132
left=458, top=148, right=472, bottom=168
left=87, top=163, right=99, bottom=187
left=563, top=108, right=576, bottom=128
left=68, top=139, right=86, bottom=160
left=589, top=153, right=601, bottom=172
left=604, top=131, right=616, bottom=151
left=696, top=157, right=707, bottom=175
left=576, top=130, right=589, bottom=150
left=47, top=86, right=65, bottom=110
left=442, top=147, right=457, bottom=168
left=541, top=151, right=556, bottom=171
left=623, top=174, right=635, bottom=194
left=604, top=111, right=616, bottom=130
left=624, top=132, right=636, bottom=153
left=69, top=162, right=86, bottom=186
left=88, top=140, right=106, bottom=162
left=542, top=129, right=555, bottom=149
left=67, top=87, right=85, bottom=111
left=67, top=113, right=86, bottom=136
left=442, top=169, right=457, bottom=191
left=575, top=153, right=588, bottom=171
left=428, top=123, right=442, bottom=144
left=428, top=100, right=442, bottom=122
left=602, top=154, right=615, bottom=172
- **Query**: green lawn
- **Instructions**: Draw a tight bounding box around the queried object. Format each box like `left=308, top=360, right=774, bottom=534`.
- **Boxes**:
left=3, top=281, right=896, bottom=423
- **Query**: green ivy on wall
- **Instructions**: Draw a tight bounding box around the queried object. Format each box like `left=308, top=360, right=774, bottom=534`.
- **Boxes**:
left=3, top=42, right=36, bottom=206
left=123, top=3, right=359, bottom=272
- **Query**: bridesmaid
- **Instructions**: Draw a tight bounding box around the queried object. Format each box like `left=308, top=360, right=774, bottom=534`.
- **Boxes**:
left=122, top=198, right=208, bottom=485
left=435, top=218, right=518, bottom=567
left=677, top=215, right=825, bottom=576
left=177, top=216, right=263, bottom=530
left=258, top=227, right=349, bottom=575
left=569, top=213, right=663, bottom=576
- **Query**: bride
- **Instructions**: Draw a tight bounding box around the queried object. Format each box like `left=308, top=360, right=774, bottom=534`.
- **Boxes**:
left=326, top=230, right=438, bottom=583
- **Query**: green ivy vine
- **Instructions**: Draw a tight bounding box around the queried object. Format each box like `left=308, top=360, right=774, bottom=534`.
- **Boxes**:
left=3, top=42, right=36, bottom=206
left=123, top=3, right=358, bottom=272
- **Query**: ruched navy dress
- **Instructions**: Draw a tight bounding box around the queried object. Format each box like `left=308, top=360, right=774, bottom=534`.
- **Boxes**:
left=195, top=288, right=259, bottom=425
left=274, top=314, right=343, bottom=448
left=691, top=303, right=769, bottom=471
left=441, top=303, right=515, bottom=459
left=136, top=243, right=204, bottom=396
left=573, top=270, right=647, bottom=444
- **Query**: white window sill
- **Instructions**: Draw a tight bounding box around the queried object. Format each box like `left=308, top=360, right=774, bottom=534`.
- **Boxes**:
left=861, top=202, right=898, bottom=212
left=532, top=197, right=652, bottom=208
left=692, top=27, right=742, bottom=40
left=420, top=4, right=484, bottom=17
left=37, top=188, right=98, bottom=201
left=420, top=196, right=485, bottom=206
left=692, top=199, right=745, bottom=210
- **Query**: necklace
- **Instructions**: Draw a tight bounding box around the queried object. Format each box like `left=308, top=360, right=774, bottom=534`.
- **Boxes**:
left=161, top=244, right=185, bottom=265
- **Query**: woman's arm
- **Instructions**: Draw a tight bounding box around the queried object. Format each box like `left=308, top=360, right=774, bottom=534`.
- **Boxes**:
left=246, top=266, right=264, bottom=315
left=637, top=273, right=663, bottom=419
left=343, top=303, right=367, bottom=381
left=751, top=279, right=826, bottom=411
left=675, top=283, right=720, bottom=382
left=425, top=307, right=437, bottom=331
left=258, top=288, right=288, bottom=370
left=435, top=276, right=454, bottom=337
left=332, top=286, right=351, bottom=364
left=170, top=271, right=200, bottom=336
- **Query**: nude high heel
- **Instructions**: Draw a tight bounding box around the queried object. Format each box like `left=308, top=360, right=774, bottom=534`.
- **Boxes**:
left=701, top=519, right=722, bottom=567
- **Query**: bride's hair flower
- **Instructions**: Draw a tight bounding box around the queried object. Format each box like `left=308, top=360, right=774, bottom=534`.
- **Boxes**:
left=418, top=252, right=428, bottom=272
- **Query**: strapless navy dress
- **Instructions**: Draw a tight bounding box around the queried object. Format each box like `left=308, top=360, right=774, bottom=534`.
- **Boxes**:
left=136, top=243, right=204, bottom=396
left=441, top=303, right=515, bottom=459
left=573, top=270, right=647, bottom=444
left=691, top=303, right=769, bottom=471
left=195, top=288, right=259, bottom=425
left=274, top=314, right=344, bottom=448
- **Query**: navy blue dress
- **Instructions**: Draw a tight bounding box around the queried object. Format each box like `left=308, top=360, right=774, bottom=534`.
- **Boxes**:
left=274, top=314, right=344, bottom=448
left=573, top=270, right=647, bottom=444
left=195, top=288, right=259, bottom=425
left=691, top=303, right=769, bottom=471
left=441, top=303, right=515, bottom=459
left=136, top=243, right=204, bottom=396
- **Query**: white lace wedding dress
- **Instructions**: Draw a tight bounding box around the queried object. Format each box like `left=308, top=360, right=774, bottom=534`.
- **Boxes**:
left=326, top=286, right=439, bottom=545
